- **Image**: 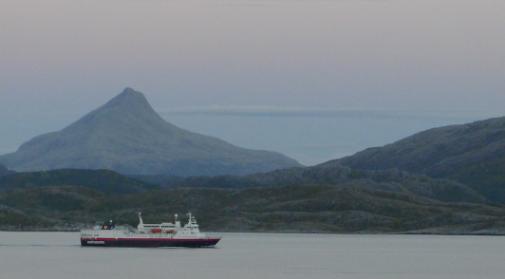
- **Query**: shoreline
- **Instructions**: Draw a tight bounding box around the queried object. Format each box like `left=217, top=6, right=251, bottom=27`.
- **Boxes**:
left=1, top=227, right=504, bottom=236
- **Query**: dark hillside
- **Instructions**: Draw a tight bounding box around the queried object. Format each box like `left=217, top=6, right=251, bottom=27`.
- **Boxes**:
left=336, top=116, right=505, bottom=202
left=0, top=169, right=154, bottom=194
left=1, top=185, right=505, bottom=234
left=145, top=163, right=486, bottom=204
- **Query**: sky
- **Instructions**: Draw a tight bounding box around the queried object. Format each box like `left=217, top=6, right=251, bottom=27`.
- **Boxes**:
left=0, top=0, right=504, bottom=164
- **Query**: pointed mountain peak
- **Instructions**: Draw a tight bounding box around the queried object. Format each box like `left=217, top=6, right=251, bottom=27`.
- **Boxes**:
left=120, top=87, right=144, bottom=98
left=64, top=87, right=164, bottom=131
left=107, top=87, right=149, bottom=106
left=98, top=87, right=159, bottom=116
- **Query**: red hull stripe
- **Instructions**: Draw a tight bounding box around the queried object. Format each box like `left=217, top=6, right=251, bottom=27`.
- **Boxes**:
left=81, top=237, right=220, bottom=242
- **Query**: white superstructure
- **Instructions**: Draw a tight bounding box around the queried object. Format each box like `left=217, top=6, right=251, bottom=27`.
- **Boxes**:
left=136, top=212, right=204, bottom=238
left=80, top=212, right=209, bottom=242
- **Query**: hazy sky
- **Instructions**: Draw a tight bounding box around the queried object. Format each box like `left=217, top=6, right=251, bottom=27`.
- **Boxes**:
left=1, top=0, right=504, bottom=162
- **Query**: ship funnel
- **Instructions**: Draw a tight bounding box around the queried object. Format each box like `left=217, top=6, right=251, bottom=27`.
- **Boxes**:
left=138, top=212, right=145, bottom=231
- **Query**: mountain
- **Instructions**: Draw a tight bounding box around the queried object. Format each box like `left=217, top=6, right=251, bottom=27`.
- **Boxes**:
left=336, top=116, right=505, bottom=203
left=0, top=88, right=300, bottom=176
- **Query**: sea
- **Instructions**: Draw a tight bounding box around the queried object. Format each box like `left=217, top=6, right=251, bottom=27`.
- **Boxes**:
left=1, top=232, right=504, bottom=279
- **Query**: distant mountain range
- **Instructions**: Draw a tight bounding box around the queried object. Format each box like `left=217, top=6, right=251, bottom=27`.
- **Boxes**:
left=1, top=94, right=505, bottom=233
left=0, top=88, right=300, bottom=176
left=157, top=116, right=505, bottom=204
left=114, top=115, right=505, bottom=233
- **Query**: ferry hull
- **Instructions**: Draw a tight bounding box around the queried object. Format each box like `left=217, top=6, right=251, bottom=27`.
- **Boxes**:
left=81, top=237, right=220, bottom=248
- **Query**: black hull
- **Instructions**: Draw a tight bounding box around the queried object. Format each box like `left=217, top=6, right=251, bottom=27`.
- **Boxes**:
left=81, top=238, right=220, bottom=248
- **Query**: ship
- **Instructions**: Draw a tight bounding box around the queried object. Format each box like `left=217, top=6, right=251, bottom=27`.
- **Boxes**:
left=80, top=212, right=220, bottom=247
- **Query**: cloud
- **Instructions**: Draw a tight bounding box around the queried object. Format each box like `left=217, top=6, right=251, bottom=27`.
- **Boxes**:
left=158, top=106, right=488, bottom=120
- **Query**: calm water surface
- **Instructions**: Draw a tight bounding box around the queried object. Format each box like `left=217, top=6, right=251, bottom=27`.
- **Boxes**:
left=0, top=232, right=504, bottom=279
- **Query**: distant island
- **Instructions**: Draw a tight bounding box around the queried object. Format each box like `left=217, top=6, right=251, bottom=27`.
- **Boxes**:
left=1, top=89, right=505, bottom=234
